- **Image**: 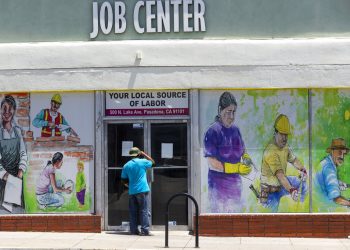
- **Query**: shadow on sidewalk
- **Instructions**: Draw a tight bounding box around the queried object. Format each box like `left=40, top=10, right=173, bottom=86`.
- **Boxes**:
left=105, top=231, right=131, bottom=235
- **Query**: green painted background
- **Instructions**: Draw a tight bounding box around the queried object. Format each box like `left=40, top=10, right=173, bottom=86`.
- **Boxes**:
left=312, top=89, right=350, bottom=212
left=1, top=0, right=350, bottom=43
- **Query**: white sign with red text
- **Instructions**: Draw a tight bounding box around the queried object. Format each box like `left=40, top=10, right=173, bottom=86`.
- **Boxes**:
left=105, top=90, right=189, bottom=116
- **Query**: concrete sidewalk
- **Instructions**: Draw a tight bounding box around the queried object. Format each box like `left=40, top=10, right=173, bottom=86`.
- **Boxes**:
left=0, top=231, right=349, bottom=250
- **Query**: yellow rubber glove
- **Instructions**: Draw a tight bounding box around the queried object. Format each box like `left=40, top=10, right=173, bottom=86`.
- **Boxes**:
left=224, top=162, right=252, bottom=175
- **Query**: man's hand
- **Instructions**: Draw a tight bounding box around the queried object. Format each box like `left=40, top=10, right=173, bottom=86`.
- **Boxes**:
left=339, top=181, right=347, bottom=191
left=65, top=187, right=72, bottom=194
left=121, top=178, right=129, bottom=188
left=17, top=169, right=23, bottom=179
left=299, top=168, right=308, bottom=182
left=289, top=187, right=298, bottom=201
left=2, top=172, right=9, bottom=182
left=70, top=128, right=78, bottom=137
left=48, top=122, right=56, bottom=129
left=140, top=151, right=155, bottom=165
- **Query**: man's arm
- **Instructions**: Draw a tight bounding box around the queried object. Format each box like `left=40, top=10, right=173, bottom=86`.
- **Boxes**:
left=292, top=158, right=305, bottom=171
left=0, top=152, right=7, bottom=180
left=291, top=157, right=308, bottom=182
left=287, top=146, right=307, bottom=173
left=334, top=196, right=350, bottom=206
left=60, top=116, right=79, bottom=137
left=32, top=110, right=48, bottom=128
left=121, top=178, right=129, bottom=188
left=322, top=162, right=343, bottom=202
left=140, top=151, right=155, bottom=166
left=292, top=158, right=308, bottom=176
left=17, top=127, right=28, bottom=179
left=121, top=167, right=129, bottom=187
left=276, top=169, right=299, bottom=201
left=276, top=170, right=293, bottom=191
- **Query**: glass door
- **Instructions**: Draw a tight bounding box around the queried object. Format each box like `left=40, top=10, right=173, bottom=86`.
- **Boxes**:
left=105, top=120, right=189, bottom=230
left=106, top=122, right=144, bottom=229
left=149, top=121, right=189, bottom=227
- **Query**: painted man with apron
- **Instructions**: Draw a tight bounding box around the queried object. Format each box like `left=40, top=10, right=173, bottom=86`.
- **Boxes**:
left=0, top=95, right=28, bottom=213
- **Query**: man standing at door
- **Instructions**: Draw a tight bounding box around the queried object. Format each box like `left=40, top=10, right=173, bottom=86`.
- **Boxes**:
left=121, top=147, right=155, bottom=236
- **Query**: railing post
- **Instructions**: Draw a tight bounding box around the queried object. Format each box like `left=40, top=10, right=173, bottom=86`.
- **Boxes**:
left=165, top=193, right=199, bottom=248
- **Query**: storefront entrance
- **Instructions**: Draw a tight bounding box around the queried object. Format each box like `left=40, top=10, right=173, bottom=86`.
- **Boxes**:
left=105, top=120, right=189, bottom=230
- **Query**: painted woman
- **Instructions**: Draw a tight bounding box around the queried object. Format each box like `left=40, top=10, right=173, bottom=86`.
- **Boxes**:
left=204, top=92, right=252, bottom=212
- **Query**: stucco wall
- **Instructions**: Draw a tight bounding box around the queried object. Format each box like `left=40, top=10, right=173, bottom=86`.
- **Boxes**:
left=0, top=39, right=350, bottom=91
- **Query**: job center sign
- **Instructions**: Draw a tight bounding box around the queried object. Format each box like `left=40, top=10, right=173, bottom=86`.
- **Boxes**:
left=90, top=0, right=206, bottom=38
left=105, top=90, right=189, bottom=116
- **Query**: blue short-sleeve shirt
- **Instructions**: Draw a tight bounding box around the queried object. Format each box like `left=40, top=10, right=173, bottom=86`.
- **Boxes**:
left=121, top=158, right=152, bottom=195
left=317, top=155, right=341, bottom=200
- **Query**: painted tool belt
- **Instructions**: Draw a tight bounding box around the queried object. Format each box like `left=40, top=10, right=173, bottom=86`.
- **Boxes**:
left=260, top=184, right=281, bottom=203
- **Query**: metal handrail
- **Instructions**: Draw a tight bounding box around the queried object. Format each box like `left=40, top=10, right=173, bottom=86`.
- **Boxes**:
left=165, top=193, right=199, bottom=248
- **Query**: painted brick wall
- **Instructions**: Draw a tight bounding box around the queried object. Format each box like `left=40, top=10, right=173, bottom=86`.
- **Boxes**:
left=195, top=214, right=350, bottom=238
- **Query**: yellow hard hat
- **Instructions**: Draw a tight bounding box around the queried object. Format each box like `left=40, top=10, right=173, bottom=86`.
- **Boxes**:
left=274, top=114, right=291, bottom=134
left=51, top=93, right=62, bottom=104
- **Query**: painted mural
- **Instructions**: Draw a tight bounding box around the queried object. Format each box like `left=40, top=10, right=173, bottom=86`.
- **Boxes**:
left=32, top=93, right=79, bottom=138
left=0, top=94, right=28, bottom=213
left=2, top=89, right=349, bottom=214
left=312, top=89, right=350, bottom=212
left=200, top=89, right=309, bottom=213
left=0, top=92, right=94, bottom=214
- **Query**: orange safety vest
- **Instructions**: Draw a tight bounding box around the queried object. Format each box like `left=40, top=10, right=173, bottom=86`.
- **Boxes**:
left=41, top=109, right=63, bottom=137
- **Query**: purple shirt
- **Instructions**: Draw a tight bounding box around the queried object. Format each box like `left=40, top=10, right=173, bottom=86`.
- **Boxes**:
left=204, top=121, right=245, bottom=164
left=36, top=163, right=55, bottom=195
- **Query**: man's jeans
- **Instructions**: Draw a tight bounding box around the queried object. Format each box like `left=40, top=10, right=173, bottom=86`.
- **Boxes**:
left=264, top=176, right=308, bottom=212
left=129, top=192, right=150, bottom=234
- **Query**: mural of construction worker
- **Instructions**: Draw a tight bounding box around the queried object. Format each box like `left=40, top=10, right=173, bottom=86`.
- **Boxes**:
left=260, top=114, right=307, bottom=212
left=0, top=95, right=28, bottom=213
left=32, top=93, right=78, bottom=137
left=315, top=138, right=350, bottom=206
left=204, top=92, right=253, bottom=213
